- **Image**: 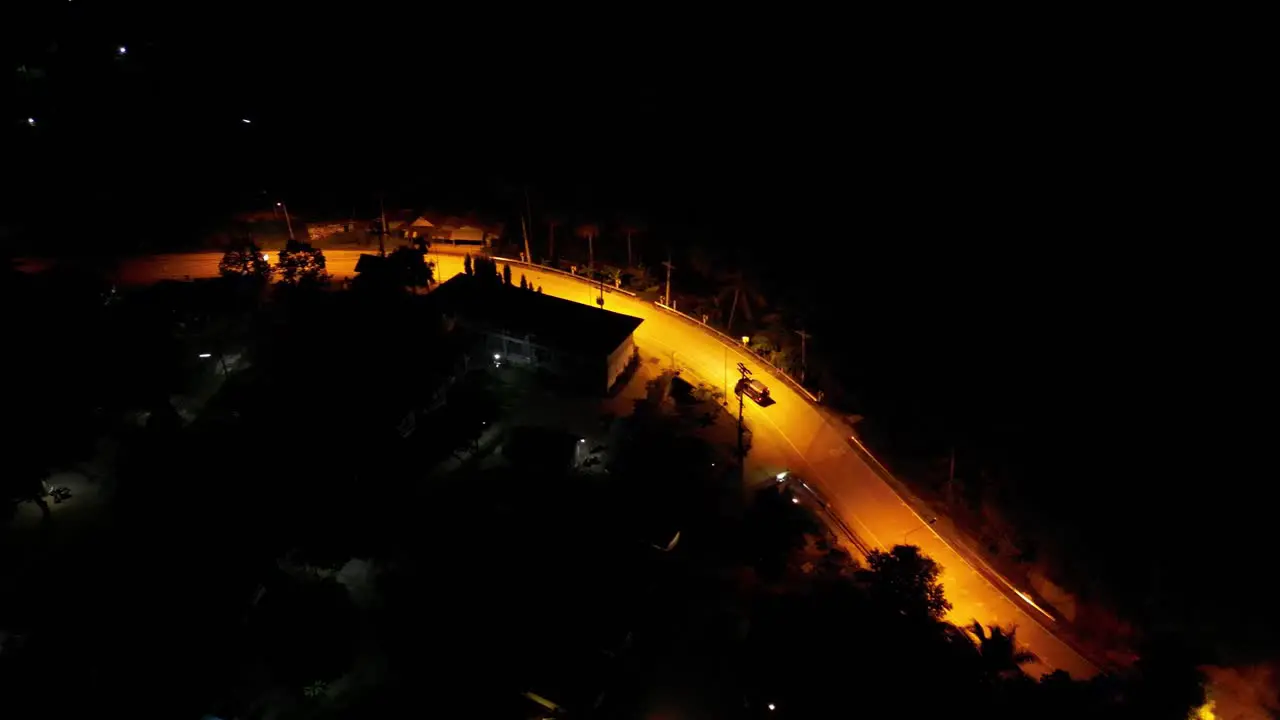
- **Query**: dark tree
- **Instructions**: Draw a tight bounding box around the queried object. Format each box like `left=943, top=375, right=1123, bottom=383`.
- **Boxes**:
left=502, top=263, right=513, bottom=286
left=276, top=241, right=330, bottom=287
left=537, top=285, right=543, bottom=293
left=471, top=256, right=501, bottom=284
left=464, top=253, right=473, bottom=276
left=389, top=245, right=433, bottom=292
left=218, top=242, right=274, bottom=281
left=860, top=544, right=952, bottom=621
left=519, top=273, right=528, bottom=290
left=969, top=621, right=1038, bottom=680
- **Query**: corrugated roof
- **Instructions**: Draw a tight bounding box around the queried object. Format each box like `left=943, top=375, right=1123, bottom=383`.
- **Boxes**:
left=427, top=273, right=642, bottom=357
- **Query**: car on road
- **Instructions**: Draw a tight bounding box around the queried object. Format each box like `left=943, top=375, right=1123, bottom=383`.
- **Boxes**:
left=737, top=378, right=771, bottom=404
left=775, top=470, right=830, bottom=509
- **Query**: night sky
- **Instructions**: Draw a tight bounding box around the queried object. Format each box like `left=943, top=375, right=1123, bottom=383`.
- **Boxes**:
left=7, top=7, right=1274, bottom=664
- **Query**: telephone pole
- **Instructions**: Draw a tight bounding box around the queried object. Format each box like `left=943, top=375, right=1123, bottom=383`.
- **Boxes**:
left=522, top=187, right=534, bottom=265
left=662, top=255, right=676, bottom=307
left=378, top=196, right=388, bottom=257
left=734, top=362, right=752, bottom=464
left=794, top=329, right=813, bottom=384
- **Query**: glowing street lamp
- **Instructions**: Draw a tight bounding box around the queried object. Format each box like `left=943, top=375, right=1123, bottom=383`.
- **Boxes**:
left=241, top=118, right=252, bottom=124
left=198, top=353, right=212, bottom=358
left=275, top=202, right=295, bottom=241
left=741, top=335, right=750, bottom=345
left=117, top=45, right=127, bottom=56
left=27, top=117, right=36, bottom=127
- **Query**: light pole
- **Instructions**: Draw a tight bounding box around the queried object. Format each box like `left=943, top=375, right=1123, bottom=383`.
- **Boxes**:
left=662, top=256, right=676, bottom=307
left=904, top=516, right=937, bottom=544
left=735, top=362, right=752, bottom=466
left=794, top=329, right=813, bottom=384
left=276, top=202, right=295, bottom=242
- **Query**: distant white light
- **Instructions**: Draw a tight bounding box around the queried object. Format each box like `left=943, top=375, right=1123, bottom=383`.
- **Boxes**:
left=768, top=703, right=777, bottom=711
left=275, top=202, right=282, bottom=207
left=776, top=471, right=788, bottom=481
left=198, top=353, right=212, bottom=359
left=118, top=46, right=127, bottom=55
left=493, top=354, right=500, bottom=360
left=242, top=118, right=252, bottom=124
left=261, top=253, right=269, bottom=262
left=579, top=438, right=586, bottom=444
left=791, top=497, right=799, bottom=504
left=27, top=117, right=36, bottom=127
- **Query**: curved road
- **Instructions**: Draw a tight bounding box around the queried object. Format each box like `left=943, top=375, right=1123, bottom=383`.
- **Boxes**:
left=85, top=249, right=1096, bottom=678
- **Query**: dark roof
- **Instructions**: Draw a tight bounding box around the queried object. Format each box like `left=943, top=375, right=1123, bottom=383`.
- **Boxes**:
left=353, top=253, right=387, bottom=274
left=427, top=273, right=642, bottom=357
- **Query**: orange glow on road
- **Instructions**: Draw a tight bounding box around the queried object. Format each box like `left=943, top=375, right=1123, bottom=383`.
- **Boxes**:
left=93, top=247, right=1098, bottom=679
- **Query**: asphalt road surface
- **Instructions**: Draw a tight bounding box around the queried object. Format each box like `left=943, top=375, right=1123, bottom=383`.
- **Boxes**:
left=89, top=249, right=1097, bottom=678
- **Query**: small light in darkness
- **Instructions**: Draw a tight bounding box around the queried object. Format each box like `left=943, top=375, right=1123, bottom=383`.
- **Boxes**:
left=27, top=117, right=36, bottom=126
left=198, top=353, right=212, bottom=359
left=242, top=118, right=252, bottom=124
left=118, top=46, right=127, bottom=55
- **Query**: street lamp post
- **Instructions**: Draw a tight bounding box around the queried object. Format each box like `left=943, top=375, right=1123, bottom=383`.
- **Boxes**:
left=735, top=362, right=752, bottom=467
left=795, top=329, right=812, bottom=384
left=276, top=202, right=295, bottom=241
left=904, top=516, right=938, bottom=544
left=662, top=256, right=675, bottom=306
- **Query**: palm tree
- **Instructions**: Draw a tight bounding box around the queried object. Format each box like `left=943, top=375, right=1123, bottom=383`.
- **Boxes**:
left=967, top=621, right=1037, bottom=679
left=716, top=269, right=767, bottom=334
left=545, top=214, right=563, bottom=260
left=619, top=219, right=646, bottom=269
left=575, top=222, right=600, bottom=270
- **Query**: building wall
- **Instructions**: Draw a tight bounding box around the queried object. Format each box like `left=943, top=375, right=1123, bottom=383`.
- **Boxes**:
left=605, top=334, right=636, bottom=391
left=462, top=323, right=634, bottom=394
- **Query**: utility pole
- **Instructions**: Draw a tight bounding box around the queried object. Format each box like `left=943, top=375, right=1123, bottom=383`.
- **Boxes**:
left=662, top=255, right=676, bottom=307
left=735, top=362, right=752, bottom=465
left=945, top=447, right=956, bottom=508
left=522, top=187, right=534, bottom=265
left=794, top=329, right=813, bottom=384
left=378, top=196, right=388, bottom=257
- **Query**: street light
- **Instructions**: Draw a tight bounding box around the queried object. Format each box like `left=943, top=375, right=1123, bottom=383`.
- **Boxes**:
left=241, top=118, right=252, bottom=124
left=768, top=703, right=777, bottom=711
left=117, top=45, right=127, bottom=56
left=198, top=353, right=212, bottom=358
left=904, top=516, right=938, bottom=544
left=27, top=117, right=36, bottom=127
left=776, top=471, right=788, bottom=482
left=741, top=335, right=750, bottom=345
left=276, top=202, right=295, bottom=241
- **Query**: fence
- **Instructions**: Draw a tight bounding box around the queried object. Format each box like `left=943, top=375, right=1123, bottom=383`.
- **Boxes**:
left=651, top=301, right=820, bottom=403
left=492, top=255, right=816, bottom=401
left=491, top=256, right=639, bottom=298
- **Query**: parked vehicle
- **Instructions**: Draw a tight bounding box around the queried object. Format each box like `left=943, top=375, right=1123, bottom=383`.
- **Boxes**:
left=738, top=378, right=771, bottom=404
